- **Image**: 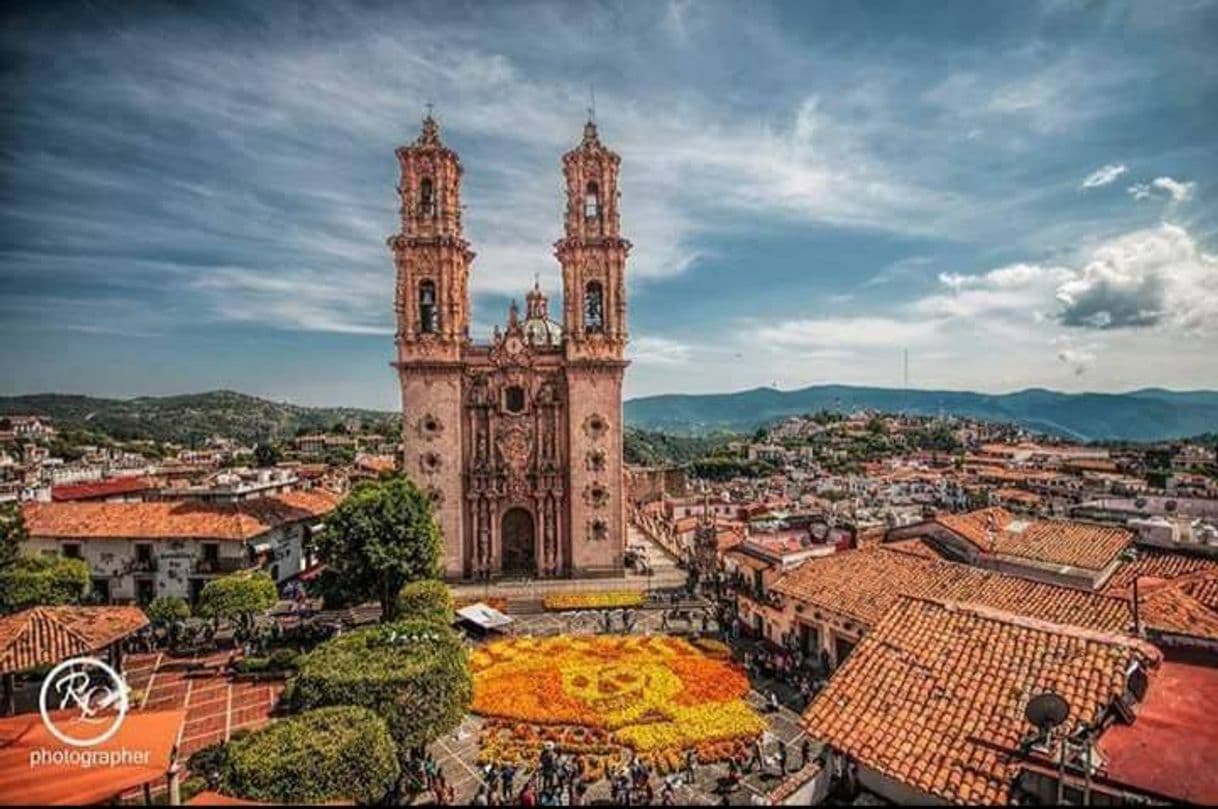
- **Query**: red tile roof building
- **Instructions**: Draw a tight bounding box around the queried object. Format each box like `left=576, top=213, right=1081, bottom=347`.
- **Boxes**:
left=0, top=606, right=148, bottom=674
left=803, top=596, right=1160, bottom=805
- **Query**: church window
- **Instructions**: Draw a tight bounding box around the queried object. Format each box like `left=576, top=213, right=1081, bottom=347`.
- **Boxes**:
left=419, top=177, right=434, bottom=216
left=584, top=281, right=604, bottom=333
left=418, top=281, right=439, bottom=334
left=584, top=181, right=600, bottom=219
left=505, top=386, right=526, bottom=414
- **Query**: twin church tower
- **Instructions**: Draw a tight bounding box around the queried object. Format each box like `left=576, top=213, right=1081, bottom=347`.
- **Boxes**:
left=391, top=115, right=629, bottom=580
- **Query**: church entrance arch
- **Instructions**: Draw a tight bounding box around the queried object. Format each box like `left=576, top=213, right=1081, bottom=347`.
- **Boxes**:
left=501, top=507, right=537, bottom=575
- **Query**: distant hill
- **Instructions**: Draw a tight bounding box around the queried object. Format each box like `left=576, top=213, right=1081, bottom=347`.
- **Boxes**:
left=0, top=391, right=396, bottom=446
left=623, top=384, right=1218, bottom=442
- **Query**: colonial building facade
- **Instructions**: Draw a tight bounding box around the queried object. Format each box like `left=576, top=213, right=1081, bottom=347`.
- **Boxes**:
left=392, top=116, right=629, bottom=580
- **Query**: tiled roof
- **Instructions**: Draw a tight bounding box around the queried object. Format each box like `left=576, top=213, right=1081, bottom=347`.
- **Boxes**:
left=0, top=606, right=149, bottom=674
left=770, top=546, right=1132, bottom=634
left=803, top=597, right=1160, bottom=805
left=936, top=507, right=1131, bottom=572
left=886, top=537, right=946, bottom=560
left=51, top=477, right=153, bottom=502
left=23, top=489, right=340, bottom=542
left=1136, top=571, right=1218, bottom=642
left=1103, top=547, right=1218, bottom=593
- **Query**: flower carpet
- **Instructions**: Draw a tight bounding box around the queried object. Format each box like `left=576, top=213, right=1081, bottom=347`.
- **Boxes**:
left=471, top=635, right=765, bottom=778
left=541, top=591, right=646, bottom=611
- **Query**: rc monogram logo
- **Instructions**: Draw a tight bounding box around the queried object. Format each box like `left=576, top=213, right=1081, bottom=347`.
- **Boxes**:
left=38, top=657, right=129, bottom=748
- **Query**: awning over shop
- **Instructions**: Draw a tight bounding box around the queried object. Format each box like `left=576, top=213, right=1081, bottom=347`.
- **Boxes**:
left=456, top=602, right=513, bottom=632
left=0, top=708, right=185, bottom=806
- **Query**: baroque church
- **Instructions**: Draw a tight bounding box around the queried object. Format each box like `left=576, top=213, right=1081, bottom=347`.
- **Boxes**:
left=391, top=114, right=629, bottom=580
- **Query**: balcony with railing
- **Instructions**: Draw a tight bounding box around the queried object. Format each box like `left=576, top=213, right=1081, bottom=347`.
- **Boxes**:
left=193, top=556, right=252, bottom=575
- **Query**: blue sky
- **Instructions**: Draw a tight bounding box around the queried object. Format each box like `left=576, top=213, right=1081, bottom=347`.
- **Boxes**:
left=2, top=0, right=1216, bottom=409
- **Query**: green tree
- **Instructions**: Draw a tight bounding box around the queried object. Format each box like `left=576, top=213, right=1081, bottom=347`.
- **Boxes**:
left=317, top=476, right=441, bottom=622
left=221, top=706, right=399, bottom=804
left=145, top=596, right=191, bottom=648
left=252, top=443, right=280, bottom=468
left=196, top=571, right=277, bottom=641
left=0, top=556, right=91, bottom=614
left=290, top=620, right=471, bottom=753
left=397, top=579, right=454, bottom=624
left=0, top=502, right=27, bottom=571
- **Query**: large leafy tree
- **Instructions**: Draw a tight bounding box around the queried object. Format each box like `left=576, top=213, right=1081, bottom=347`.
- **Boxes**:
left=196, top=571, right=277, bottom=641
left=0, top=556, right=91, bottom=614
left=0, top=504, right=90, bottom=614
left=317, top=476, right=441, bottom=622
left=290, top=620, right=471, bottom=754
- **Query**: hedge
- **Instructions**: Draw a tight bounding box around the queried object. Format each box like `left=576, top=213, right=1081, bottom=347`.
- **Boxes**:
left=220, top=706, right=399, bottom=804
left=397, top=579, right=454, bottom=624
left=289, top=619, right=472, bottom=750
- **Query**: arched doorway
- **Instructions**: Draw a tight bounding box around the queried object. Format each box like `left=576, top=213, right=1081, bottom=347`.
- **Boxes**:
left=501, top=508, right=536, bottom=575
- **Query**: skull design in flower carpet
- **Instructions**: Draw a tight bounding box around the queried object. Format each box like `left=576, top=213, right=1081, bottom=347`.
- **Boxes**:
left=471, top=635, right=765, bottom=755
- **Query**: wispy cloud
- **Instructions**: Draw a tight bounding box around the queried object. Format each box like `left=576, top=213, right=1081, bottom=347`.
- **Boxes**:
left=1081, top=163, right=1127, bottom=189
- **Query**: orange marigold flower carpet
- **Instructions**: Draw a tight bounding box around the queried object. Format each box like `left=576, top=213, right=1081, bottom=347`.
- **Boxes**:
left=471, top=635, right=765, bottom=775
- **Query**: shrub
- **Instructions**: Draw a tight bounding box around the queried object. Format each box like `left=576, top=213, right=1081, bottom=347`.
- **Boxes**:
left=146, top=595, right=190, bottom=625
left=397, top=579, right=454, bottom=624
left=290, top=619, right=471, bottom=751
left=270, top=648, right=299, bottom=670
left=220, top=706, right=399, bottom=804
left=234, top=656, right=270, bottom=674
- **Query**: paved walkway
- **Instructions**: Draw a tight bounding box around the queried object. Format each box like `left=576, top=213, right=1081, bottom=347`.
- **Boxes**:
left=124, top=651, right=284, bottom=758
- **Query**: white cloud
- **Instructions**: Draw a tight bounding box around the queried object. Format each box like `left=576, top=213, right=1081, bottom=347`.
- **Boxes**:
left=628, top=335, right=695, bottom=366
left=1053, top=337, right=1098, bottom=375
left=1081, top=163, right=1127, bottom=189
left=756, top=316, right=939, bottom=350
left=1127, top=183, right=1153, bottom=200
left=1151, top=176, right=1195, bottom=202
left=1055, top=223, right=1218, bottom=331
left=1127, top=176, right=1195, bottom=203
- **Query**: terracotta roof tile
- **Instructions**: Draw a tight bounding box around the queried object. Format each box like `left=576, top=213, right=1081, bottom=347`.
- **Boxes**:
left=803, top=597, right=1160, bottom=805
left=0, top=606, right=149, bottom=674
left=771, top=546, right=1132, bottom=634
left=936, top=507, right=1131, bottom=572
left=1103, top=547, right=1218, bottom=593
left=23, top=489, right=340, bottom=542
left=51, top=477, right=154, bottom=502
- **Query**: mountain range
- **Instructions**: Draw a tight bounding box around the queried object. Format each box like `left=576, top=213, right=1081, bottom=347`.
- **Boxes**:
left=623, top=384, right=1218, bottom=442
left=2, top=385, right=1215, bottom=446
left=0, top=391, right=395, bottom=446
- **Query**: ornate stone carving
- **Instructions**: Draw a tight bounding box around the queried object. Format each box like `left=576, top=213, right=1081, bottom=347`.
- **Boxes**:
left=583, top=413, right=609, bottom=440
left=583, top=481, right=609, bottom=509
left=417, top=413, right=443, bottom=440
left=496, top=417, right=534, bottom=501
left=419, top=451, right=442, bottom=475
left=586, top=449, right=606, bottom=472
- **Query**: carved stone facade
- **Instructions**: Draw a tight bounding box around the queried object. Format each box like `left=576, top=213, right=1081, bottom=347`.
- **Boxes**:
left=392, top=116, right=629, bottom=580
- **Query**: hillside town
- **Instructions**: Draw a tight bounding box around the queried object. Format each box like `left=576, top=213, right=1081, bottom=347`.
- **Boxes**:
left=3, top=391, right=1217, bottom=805
left=3, top=5, right=1218, bottom=801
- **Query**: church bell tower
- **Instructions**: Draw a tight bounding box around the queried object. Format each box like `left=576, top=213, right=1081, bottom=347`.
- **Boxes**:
left=557, top=119, right=630, bottom=575
left=391, top=114, right=471, bottom=577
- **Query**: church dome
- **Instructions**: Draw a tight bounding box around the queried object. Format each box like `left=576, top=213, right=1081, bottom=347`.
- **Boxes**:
left=522, top=280, right=564, bottom=347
